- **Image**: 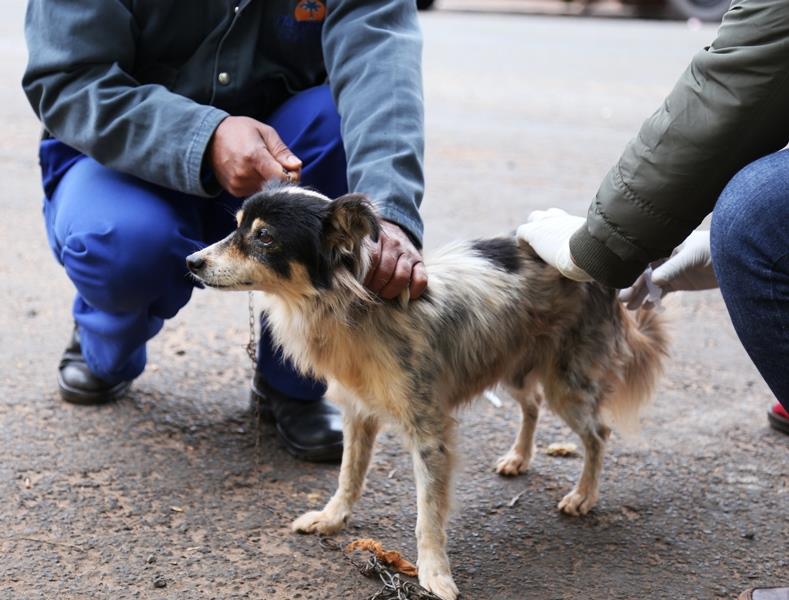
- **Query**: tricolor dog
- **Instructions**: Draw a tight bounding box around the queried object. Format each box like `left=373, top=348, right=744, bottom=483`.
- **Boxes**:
left=186, top=185, right=667, bottom=600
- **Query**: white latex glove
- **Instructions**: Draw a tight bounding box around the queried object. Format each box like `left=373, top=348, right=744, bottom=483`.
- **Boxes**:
left=619, top=230, right=718, bottom=310
left=516, top=208, right=592, bottom=282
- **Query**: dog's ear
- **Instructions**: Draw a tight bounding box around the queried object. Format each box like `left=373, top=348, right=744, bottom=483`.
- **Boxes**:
left=323, top=193, right=380, bottom=257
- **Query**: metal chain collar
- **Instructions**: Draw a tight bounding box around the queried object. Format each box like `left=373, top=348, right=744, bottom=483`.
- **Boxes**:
left=246, top=291, right=262, bottom=457
left=246, top=291, right=257, bottom=365
left=319, top=538, right=444, bottom=600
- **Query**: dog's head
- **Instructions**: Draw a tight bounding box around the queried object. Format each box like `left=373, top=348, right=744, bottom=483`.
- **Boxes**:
left=186, top=185, right=380, bottom=297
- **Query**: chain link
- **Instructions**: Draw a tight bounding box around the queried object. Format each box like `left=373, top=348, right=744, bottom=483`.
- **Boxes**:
left=246, top=291, right=257, bottom=365
left=246, top=291, right=262, bottom=458
left=319, top=537, right=444, bottom=600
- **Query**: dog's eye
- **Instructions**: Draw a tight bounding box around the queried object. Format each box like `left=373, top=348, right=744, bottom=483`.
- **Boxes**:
left=257, top=228, right=274, bottom=246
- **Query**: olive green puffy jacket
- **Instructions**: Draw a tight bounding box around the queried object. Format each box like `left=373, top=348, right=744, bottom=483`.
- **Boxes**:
left=570, top=0, right=789, bottom=288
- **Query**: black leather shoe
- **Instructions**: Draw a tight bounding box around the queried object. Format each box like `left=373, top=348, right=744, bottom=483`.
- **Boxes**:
left=58, top=326, right=132, bottom=405
left=250, top=372, right=343, bottom=463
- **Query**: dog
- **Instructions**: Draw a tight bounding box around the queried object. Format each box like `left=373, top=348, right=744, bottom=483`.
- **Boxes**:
left=186, top=185, right=667, bottom=600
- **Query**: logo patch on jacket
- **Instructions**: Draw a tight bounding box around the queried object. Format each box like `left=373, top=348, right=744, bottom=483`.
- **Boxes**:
left=294, top=0, right=325, bottom=22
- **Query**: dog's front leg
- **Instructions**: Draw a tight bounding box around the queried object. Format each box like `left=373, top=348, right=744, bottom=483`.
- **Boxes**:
left=292, top=411, right=379, bottom=535
left=410, top=423, right=459, bottom=600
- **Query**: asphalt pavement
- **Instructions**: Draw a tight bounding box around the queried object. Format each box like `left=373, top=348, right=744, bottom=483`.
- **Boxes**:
left=1, top=2, right=787, bottom=599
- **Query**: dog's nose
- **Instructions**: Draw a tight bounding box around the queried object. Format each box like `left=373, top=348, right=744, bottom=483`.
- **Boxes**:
left=186, top=254, right=206, bottom=273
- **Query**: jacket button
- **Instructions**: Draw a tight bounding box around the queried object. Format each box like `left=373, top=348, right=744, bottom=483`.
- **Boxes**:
left=217, top=72, right=231, bottom=85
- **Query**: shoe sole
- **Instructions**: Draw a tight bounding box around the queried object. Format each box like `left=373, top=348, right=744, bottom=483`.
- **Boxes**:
left=767, top=409, right=789, bottom=435
left=57, top=375, right=132, bottom=406
left=250, top=385, right=343, bottom=463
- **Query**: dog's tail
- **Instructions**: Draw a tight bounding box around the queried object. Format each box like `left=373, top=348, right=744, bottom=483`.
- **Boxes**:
left=604, top=305, right=669, bottom=432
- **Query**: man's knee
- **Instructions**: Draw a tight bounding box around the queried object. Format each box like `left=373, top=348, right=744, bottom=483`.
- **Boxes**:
left=296, top=85, right=342, bottom=139
left=271, top=85, right=343, bottom=150
left=61, top=220, right=193, bottom=315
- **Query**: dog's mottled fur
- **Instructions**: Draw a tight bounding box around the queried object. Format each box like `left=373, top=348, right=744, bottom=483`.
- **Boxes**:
left=187, top=185, right=668, bottom=600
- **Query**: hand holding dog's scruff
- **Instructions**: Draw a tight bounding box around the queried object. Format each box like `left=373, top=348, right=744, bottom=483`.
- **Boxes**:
left=209, top=116, right=302, bottom=197
left=365, top=220, right=428, bottom=300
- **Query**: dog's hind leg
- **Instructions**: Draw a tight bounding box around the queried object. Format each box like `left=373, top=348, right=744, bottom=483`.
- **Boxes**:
left=408, top=415, right=459, bottom=600
left=551, top=391, right=611, bottom=516
left=292, top=409, right=379, bottom=535
left=495, top=371, right=542, bottom=476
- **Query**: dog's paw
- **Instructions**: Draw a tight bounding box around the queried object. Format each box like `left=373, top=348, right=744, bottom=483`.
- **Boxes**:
left=419, top=568, right=459, bottom=600
left=557, top=488, right=598, bottom=516
left=291, top=508, right=348, bottom=535
left=495, top=450, right=531, bottom=476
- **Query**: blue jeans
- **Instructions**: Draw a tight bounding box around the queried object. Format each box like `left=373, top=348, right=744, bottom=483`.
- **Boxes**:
left=41, top=85, right=345, bottom=400
left=711, top=149, right=789, bottom=411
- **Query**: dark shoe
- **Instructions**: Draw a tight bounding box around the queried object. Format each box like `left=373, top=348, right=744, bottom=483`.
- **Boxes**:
left=738, top=587, right=789, bottom=600
left=58, top=326, right=132, bottom=405
left=767, top=402, right=789, bottom=435
left=250, top=372, right=343, bottom=463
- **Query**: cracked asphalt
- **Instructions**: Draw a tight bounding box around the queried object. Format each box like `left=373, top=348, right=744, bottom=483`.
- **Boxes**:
left=1, top=2, right=787, bottom=599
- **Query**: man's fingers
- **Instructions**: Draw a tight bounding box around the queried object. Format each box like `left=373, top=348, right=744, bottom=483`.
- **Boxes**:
left=364, top=221, right=427, bottom=300
left=225, top=174, right=268, bottom=198
left=257, top=124, right=302, bottom=172
left=380, top=254, right=413, bottom=299
left=250, top=144, right=293, bottom=183
left=409, top=261, right=428, bottom=299
left=364, top=238, right=383, bottom=287
left=368, top=248, right=399, bottom=294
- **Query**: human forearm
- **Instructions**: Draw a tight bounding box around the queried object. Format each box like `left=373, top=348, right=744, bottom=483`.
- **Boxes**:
left=571, top=0, right=789, bottom=287
left=22, top=0, right=228, bottom=197
left=323, top=0, right=425, bottom=245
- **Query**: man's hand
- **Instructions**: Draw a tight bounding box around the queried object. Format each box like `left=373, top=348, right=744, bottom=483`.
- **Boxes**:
left=208, top=116, right=302, bottom=197
left=619, top=230, right=717, bottom=310
left=364, top=221, right=428, bottom=300
left=516, top=208, right=592, bottom=281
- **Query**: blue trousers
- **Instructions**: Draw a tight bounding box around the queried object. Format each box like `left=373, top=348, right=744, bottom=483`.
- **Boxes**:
left=711, top=149, right=789, bottom=411
left=41, top=85, right=345, bottom=400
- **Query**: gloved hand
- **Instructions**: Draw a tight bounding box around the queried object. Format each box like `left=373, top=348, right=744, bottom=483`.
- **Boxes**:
left=619, top=230, right=718, bottom=310
left=516, top=208, right=592, bottom=282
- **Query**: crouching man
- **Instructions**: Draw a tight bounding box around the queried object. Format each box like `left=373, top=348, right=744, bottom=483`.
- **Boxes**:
left=22, top=0, right=428, bottom=462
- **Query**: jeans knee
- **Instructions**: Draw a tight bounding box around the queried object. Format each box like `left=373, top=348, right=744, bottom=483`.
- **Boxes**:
left=712, top=172, right=756, bottom=292
left=710, top=181, right=740, bottom=271
left=712, top=150, right=789, bottom=290
left=713, top=158, right=765, bottom=256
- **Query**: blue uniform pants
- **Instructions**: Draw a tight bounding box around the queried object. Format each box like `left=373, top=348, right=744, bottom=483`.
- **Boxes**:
left=711, top=149, right=789, bottom=411
left=41, top=86, right=344, bottom=400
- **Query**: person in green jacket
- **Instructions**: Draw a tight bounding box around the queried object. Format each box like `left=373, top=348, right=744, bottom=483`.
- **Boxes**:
left=519, top=2, right=788, bottom=595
